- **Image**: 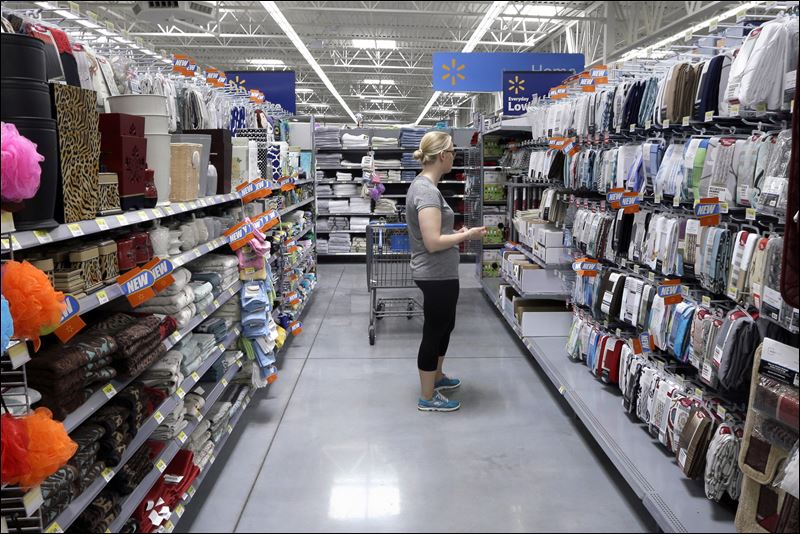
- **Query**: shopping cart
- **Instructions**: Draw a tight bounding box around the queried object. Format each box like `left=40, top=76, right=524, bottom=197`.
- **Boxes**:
left=366, top=222, right=423, bottom=345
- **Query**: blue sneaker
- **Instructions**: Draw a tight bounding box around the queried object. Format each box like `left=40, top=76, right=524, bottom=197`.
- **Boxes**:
left=434, top=375, right=461, bottom=392
left=418, top=391, right=460, bottom=412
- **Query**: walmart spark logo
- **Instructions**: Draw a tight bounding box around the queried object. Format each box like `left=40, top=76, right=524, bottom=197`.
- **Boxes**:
left=508, top=75, right=525, bottom=95
left=441, top=58, right=465, bottom=87
left=231, top=74, right=247, bottom=90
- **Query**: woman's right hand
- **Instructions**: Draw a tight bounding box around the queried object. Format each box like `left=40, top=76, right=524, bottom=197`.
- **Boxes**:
left=465, top=226, right=488, bottom=240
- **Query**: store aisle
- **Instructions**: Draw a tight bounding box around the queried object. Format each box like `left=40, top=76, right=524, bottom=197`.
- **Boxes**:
left=182, top=264, right=655, bottom=533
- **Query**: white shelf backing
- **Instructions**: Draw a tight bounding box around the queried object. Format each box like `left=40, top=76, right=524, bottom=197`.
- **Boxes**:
left=1, top=193, right=240, bottom=253
left=480, top=278, right=736, bottom=534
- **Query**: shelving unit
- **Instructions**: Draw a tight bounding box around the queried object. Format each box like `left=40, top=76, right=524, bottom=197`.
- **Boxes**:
left=314, top=127, right=481, bottom=260
left=480, top=277, right=736, bottom=533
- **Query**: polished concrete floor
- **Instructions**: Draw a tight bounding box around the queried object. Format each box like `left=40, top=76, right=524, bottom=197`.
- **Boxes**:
left=181, top=263, right=656, bottom=533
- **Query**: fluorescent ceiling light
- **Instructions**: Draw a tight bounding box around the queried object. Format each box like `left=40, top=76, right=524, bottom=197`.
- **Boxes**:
left=296, top=88, right=314, bottom=93
left=504, top=4, right=557, bottom=18
left=362, top=109, right=401, bottom=114
left=618, top=1, right=766, bottom=61
left=248, top=59, right=285, bottom=66
left=370, top=99, right=394, bottom=104
left=260, top=1, right=357, bottom=123
left=415, top=1, right=508, bottom=125
left=449, top=92, right=469, bottom=98
left=97, top=29, right=115, bottom=36
left=352, top=39, right=397, bottom=49
left=301, top=103, right=330, bottom=108
left=363, top=79, right=395, bottom=85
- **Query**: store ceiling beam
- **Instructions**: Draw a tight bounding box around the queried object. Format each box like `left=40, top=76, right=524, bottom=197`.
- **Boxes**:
left=259, top=1, right=356, bottom=123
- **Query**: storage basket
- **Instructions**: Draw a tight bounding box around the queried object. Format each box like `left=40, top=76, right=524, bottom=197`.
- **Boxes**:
left=29, top=258, right=55, bottom=286
left=69, top=245, right=104, bottom=292
left=98, top=172, right=121, bottom=215
left=169, top=143, right=202, bottom=201
left=98, top=240, right=119, bottom=283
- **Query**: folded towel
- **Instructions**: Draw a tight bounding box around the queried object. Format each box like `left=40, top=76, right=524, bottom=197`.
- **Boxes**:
left=134, top=286, right=196, bottom=315
left=207, top=401, right=232, bottom=423
left=28, top=333, right=118, bottom=375
left=187, top=254, right=239, bottom=271
left=158, top=268, right=192, bottom=297
left=183, top=393, right=205, bottom=419
left=173, top=304, right=196, bottom=330
left=189, top=281, right=213, bottom=302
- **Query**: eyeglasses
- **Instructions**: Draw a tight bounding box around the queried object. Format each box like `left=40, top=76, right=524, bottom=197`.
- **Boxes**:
left=442, top=149, right=456, bottom=155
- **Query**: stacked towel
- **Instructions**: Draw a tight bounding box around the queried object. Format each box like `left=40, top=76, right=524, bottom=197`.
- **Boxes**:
left=374, top=158, right=402, bottom=169
left=349, top=197, right=372, bottom=213
left=207, top=401, right=233, bottom=443
left=386, top=170, right=401, bottom=182
left=317, top=218, right=331, bottom=232
left=317, top=184, right=333, bottom=196
left=315, top=170, right=325, bottom=180
left=195, top=317, right=230, bottom=342
left=350, top=217, right=370, bottom=232
left=352, top=237, right=368, bottom=253
left=316, top=153, right=341, bottom=167
left=134, top=449, right=199, bottom=533
left=72, top=489, right=121, bottom=533
left=400, top=128, right=426, bottom=148
left=402, top=153, right=420, bottom=168
left=212, top=297, right=241, bottom=322
left=89, top=314, right=169, bottom=378
left=314, top=128, right=341, bottom=148
left=140, top=350, right=183, bottom=395
left=29, top=333, right=119, bottom=420
left=317, top=199, right=331, bottom=213
left=177, top=333, right=217, bottom=377
left=328, top=216, right=350, bottom=231
left=186, top=418, right=211, bottom=458
left=375, top=198, right=398, bottom=214
left=187, top=254, right=239, bottom=296
left=401, top=170, right=417, bottom=182
left=335, top=171, right=353, bottom=181
left=183, top=393, right=205, bottom=420
left=318, top=239, right=329, bottom=254
left=328, top=233, right=352, bottom=253
left=342, top=132, right=368, bottom=147
left=372, top=136, right=398, bottom=148
left=328, top=199, right=350, bottom=213
left=333, top=183, right=358, bottom=196
left=152, top=399, right=188, bottom=440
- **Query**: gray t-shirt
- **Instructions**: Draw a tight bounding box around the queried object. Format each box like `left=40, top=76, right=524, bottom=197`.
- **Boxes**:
left=405, top=175, right=459, bottom=280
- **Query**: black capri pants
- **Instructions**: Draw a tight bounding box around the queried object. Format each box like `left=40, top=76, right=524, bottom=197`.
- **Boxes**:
left=414, top=279, right=460, bottom=372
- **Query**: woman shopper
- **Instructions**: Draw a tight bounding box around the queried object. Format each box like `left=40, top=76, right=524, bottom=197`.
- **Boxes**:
left=406, top=131, right=486, bottom=412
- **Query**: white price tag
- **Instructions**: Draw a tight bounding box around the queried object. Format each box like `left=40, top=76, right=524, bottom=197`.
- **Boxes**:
left=654, top=192, right=662, bottom=204
left=0, top=211, right=14, bottom=233
left=227, top=424, right=233, bottom=434
left=165, top=520, right=174, bottom=533
left=730, top=103, right=740, bottom=116
left=681, top=116, right=690, bottom=127
left=213, top=299, right=221, bottom=308
left=102, top=383, right=117, bottom=398
left=704, top=111, right=713, bottom=122
left=702, top=295, right=711, bottom=306
left=96, top=218, right=110, bottom=231
left=156, top=459, right=167, bottom=473
left=720, top=201, right=729, bottom=214
left=8, top=342, right=31, bottom=369
left=629, top=124, right=636, bottom=133
left=663, top=119, right=670, bottom=128
left=648, top=272, right=655, bottom=282
left=67, top=223, right=84, bottom=237
left=22, top=485, right=43, bottom=517
left=712, top=345, right=724, bottom=366
left=616, top=126, right=621, bottom=134
left=746, top=208, right=757, bottom=221
left=702, top=362, right=713, bottom=382
left=96, top=290, right=109, bottom=305
left=191, top=372, right=200, bottom=382
left=154, top=410, right=165, bottom=424
left=673, top=195, right=680, bottom=207
left=33, top=229, right=54, bottom=244
left=644, top=120, right=652, bottom=130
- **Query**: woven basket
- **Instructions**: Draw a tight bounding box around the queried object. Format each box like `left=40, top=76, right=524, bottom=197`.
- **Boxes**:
left=169, top=143, right=202, bottom=201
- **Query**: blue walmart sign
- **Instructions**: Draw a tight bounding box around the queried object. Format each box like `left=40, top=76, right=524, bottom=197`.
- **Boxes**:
left=226, top=71, right=297, bottom=114
left=433, top=52, right=584, bottom=92
left=503, top=70, right=571, bottom=115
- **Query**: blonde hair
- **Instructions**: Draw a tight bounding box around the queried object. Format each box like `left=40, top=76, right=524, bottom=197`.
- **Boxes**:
left=412, top=131, right=453, bottom=165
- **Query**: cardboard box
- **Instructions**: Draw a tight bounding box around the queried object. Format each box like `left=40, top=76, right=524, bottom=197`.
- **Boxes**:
left=535, top=228, right=565, bottom=248
left=519, top=266, right=567, bottom=294
left=500, top=285, right=520, bottom=315
left=533, top=242, right=571, bottom=265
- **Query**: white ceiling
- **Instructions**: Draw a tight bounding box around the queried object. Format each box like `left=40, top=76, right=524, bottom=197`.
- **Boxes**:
left=8, top=1, right=749, bottom=124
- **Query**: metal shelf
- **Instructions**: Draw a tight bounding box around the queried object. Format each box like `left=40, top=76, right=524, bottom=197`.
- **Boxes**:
left=1, top=193, right=241, bottom=253
left=317, top=195, right=362, bottom=199
left=318, top=252, right=367, bottom=256
left=499, top=272, right=571, bottom=300
left=106, top=348, right=244, bottom=533
left=278, top=197, right=315, bottom=217
left=45, top=325, right=242, bottom=533
left=316, top=212, right=376, bottom=217
left=316, top=230, right=366, bottom=234
left=480, top=278, right=736, bottom=533
left=162, top=282, right=242, bottom=352
left=62, top=281, right=242, bottom=433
